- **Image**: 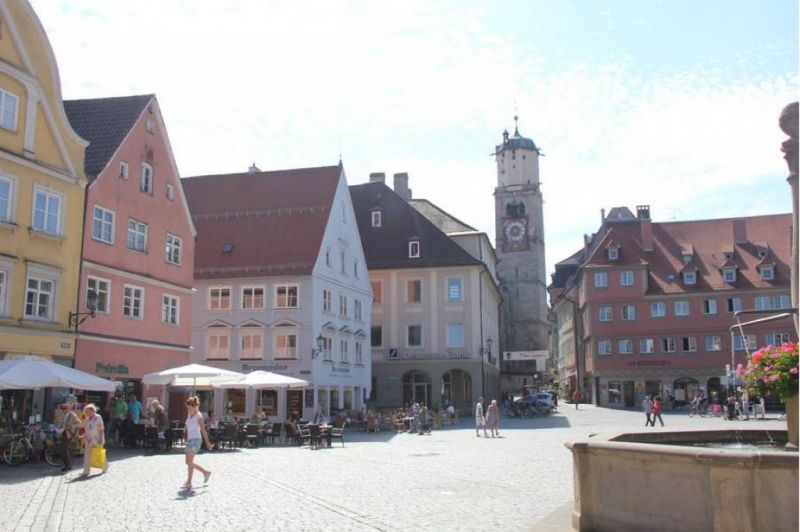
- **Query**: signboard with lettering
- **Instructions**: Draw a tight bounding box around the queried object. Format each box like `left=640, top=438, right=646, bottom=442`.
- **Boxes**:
left=387, top=350, right=471, bottom=361
left=96, top=363, right=129, bottom=375
left=504, top=350, right=549, bottom=361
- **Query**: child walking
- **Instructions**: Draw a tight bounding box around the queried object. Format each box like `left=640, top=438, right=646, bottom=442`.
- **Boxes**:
left=183, top=396, right=213, bottom=489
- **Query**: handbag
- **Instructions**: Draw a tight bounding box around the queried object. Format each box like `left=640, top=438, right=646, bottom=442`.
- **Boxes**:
left=90, top=446, right=106, bottom=469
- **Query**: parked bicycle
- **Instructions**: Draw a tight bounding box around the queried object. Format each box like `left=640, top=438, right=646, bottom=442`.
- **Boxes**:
left=2, top=424, right=61, bottom=467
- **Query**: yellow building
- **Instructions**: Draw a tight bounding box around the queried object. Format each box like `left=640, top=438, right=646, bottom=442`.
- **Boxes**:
left=0, top=0, right=88, bottom=368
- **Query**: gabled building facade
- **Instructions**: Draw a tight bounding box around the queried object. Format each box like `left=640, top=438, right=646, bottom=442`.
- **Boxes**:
left=65, top=95, right=195, bottom=416
left=352, top=173, right=501, bottom=413
left=549, top=206, right=796, bottom=407
left=0, top=0, right=88, bottom=419
left=183, top=165, right=371, bottom=421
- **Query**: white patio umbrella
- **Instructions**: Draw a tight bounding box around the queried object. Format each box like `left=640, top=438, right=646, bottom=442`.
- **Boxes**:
left=0, top=356, right=117, bottom=391
left=142, top=363, right=244, bottom=393
left=213, top=371, right=309, bottom=390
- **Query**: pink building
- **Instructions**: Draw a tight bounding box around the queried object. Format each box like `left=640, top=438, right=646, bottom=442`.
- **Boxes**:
left=65, top=95, right=195, bottom=417
left=549, top=206, right=795, bottom=407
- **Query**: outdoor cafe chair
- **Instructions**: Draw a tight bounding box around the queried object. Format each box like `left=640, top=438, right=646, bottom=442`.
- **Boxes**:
left=308, top=424, right=322, bottom=449
left=329, top=423, right=345, bottom=447
left=266, top=423, right=282, bottom=445
left=298, top=425, right=312, bottom=447
left=244, top=424, right=260, bottom=447
left=219, top=423, right=239, bottom=450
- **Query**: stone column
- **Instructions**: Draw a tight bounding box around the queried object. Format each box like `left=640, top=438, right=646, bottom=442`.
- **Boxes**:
left=779, top=102, right=799, bottom=333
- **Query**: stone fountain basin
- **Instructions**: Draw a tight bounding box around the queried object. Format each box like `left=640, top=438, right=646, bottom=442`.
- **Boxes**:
left=566, top=429, right=798, bottom=532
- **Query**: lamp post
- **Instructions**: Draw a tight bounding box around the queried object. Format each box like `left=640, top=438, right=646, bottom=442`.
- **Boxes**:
left=311, top=334, right=325, bottom=359
left=69, top=290, right=97, bottom=330
left=480, top=338, right=494, bottom=400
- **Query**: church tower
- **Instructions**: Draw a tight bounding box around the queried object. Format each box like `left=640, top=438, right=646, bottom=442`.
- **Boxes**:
left=494, top=117, right=549, bottom=385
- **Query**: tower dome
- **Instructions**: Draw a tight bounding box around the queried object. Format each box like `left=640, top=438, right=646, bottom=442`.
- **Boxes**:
left=495, top=115, right=540, bottom=154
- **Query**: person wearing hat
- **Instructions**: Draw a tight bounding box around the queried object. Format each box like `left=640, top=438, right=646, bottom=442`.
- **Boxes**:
left=57, top=396, right=81, bottom=472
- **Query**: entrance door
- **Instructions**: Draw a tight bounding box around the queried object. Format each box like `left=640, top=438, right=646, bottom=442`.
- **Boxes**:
left=623, top=381, right=635, bottom=407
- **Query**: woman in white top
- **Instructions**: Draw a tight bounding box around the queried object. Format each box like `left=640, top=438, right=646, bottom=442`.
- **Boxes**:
left=475, top=397, right=488, bottom=437
left=183, top=396, right=213, bottom=489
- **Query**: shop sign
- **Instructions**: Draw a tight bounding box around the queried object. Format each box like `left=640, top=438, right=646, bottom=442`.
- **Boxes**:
left=60, top=342, right=72, bottom=349
left=388, top=349, right=471, bottom=361
left=504, top=350, right=549, bottom=361
left=329, top=365, right=353, bottom=379
left=96, top=362, right=129, bottom=375
left=242, top=363, right=289, bottom=372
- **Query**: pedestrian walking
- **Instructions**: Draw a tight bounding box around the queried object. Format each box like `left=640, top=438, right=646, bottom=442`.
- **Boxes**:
left=80, top=403, right=107, bottom=477
left=643, top=395, right=654, bottom=427
left=572, top=390, right=581, bottom=410
left=151, top=400, right=170, bottom=451
left=486, top=399, right=500, bottom=438
left=183, top=396, right=213, bottom=490
left=475, top=397, right=488, bottom=437
left=652, top=395, right=665, bottom=427
left=57, top=396, right=81, bottom=472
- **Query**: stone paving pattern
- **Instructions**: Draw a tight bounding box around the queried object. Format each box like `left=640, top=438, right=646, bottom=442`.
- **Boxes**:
left=0, top=406, right=786, bottom=532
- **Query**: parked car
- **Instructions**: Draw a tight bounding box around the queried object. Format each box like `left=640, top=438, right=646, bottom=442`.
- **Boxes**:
left=518, top=393, right=554, bottom=408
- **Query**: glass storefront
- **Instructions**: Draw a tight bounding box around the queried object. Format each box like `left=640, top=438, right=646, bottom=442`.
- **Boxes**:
left=608, top=382, right=622, bottom=405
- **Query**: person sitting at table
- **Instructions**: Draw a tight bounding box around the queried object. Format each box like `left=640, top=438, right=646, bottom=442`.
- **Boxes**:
left=222, top=409, right=236, bottom=423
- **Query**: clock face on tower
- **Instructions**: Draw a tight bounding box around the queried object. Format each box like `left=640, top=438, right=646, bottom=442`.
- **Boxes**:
left=501, top=216, right=530, bottom=252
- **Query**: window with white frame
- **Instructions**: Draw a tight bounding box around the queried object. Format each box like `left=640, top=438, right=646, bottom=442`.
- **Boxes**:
left=682, top=271, right=697, bottom=285
left=340, top=340, right=349, bottom=363
left=240, top=331, right=264, bottom=359
left=702, top=299, right=718, bottom=315
left=371, top=281, right=382, bottom=304
left=607, top=247, right=619, bottom=260
left=597, top=340, right=612, bottom=355
left=119, top=161, right=129, bottom=180
left=371, top=210, right=381, bottom=227
left=162, top=294, right=179, bottom=325
left=24, top=277, right=55, bottom=320
left=622, top=305, right=636, bottom=321
left=408, top=240, right=420, bottom=258
left=650, top=302, right=665, bottom=318
left=727, top=297, right=742, bottom=313
left=722, top=268, right=736, bottom=283
left=339, top=294, right=348, bottom=317
left=32, top=188, right=62, bottom=235
left=165, top=233, right=182, bottom=265
left=639, top=339, right=655, bottom=354
left=0, top=175, right=14, bottom=222
left=92, top=206, right=114, bottom=243
left=354, top=299, right=362, bottom=321
left=599, top=306, right=613, bottom=322
left=447, top=323, right=465, bottom=348
left=322, top=336, right=333, bottom=361
left=734, top=334, right=757, bottom=351
left=682, top=337, right=697, bottom=352
left=620, top=270, right=634, bottom=286
left=407, top=325, right=422, bottom=347
left=407, top=279, right=422, bottom=303
left=760, top=266, right=775, bottom=281
left=166, top=183, right=175, bottom=201
left=146, top=116, right=155, bottom=133
left=447, top=278, right=463, bottom=301
left=139, top=163, right=153, bottom=194
left=241, top=286, right=264, bottom=309
left=758, top=294, right=792, bottom=310
left=766, top=332, right=791, bottom=346
left=87, top=276, right=110, bottom=313
left=275, top=333, right=297, bottom=359
left=275, top=284, right=299, bottom=308
left=127, top=219, right=147, bottom=251
left=618, top=339, right=633, bottom=354
left=594, top=271, right=608, bottom=288
left=705, top=336, right=722, bottom=351
left=0, top=89, right=19, bottom=131
left=662, top=338, right=676, bottom=353
left=123, top=285, right=143, bottom=318
left=208, top=287, right=231, bottom=310
left=322, top=289, right=332, bottom=313
left=207, top=331, right=230, bottom=359
left=355, top=342, right=363, bottom=365
left=774, top=295, right=791, bottom=309
left=674, top=300, right=690, bottom=316
left=340, top=250, right=346, bottom=274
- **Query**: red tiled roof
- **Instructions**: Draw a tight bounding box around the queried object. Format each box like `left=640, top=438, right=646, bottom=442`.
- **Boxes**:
left=182, top=166, right=341, bottom=279
left=582, top=213, right=792, bottom=294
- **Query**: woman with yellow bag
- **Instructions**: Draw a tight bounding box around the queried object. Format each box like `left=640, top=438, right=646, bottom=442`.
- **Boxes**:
left=80, top=404, right=108, bottom=477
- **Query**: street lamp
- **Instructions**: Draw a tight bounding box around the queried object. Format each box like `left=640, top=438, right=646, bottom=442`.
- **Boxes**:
left=69, top=290, right=97, bottom=329
left=311, top=334, right=325, bottom=359
left=480, top=338, right=493, bottom=400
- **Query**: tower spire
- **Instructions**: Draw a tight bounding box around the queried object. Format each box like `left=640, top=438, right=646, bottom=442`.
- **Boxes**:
left=514, top=114, right=520, bottom=137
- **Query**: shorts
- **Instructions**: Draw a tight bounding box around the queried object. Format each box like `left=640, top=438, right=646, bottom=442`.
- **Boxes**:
left=185, top=438, right=202, bottom=454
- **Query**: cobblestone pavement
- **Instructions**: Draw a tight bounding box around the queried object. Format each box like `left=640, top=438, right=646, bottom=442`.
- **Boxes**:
left=0, top=406, right=786, bottom=532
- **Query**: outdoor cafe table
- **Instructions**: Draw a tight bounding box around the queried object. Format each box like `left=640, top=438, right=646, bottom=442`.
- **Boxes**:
left=308, top=424, right=332, bottom=448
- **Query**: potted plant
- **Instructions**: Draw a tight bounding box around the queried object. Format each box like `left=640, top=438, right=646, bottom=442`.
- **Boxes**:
left=737, top=341, right=799, bottom=447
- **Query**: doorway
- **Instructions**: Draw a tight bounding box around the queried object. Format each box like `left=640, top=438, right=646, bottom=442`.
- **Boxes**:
left=623, top=381, right=635, bottom=407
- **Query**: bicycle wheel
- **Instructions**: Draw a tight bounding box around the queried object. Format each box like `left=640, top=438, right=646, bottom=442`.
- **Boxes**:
left=43, top=442, right=61, bottom=467
left=3, top=439, right=29, bottom=466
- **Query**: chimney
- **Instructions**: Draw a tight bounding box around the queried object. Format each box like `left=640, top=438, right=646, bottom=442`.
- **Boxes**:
left=601, top=208, right=606, bottom=224
left=732, top=219, right=747, bottom=243
left=248, top=163, right=260, bottom=174
left=369, top=172, right=385, bottom=184
left=637, top=205, right=653, bottom=251
left=393, top=172, right=412, bottom=200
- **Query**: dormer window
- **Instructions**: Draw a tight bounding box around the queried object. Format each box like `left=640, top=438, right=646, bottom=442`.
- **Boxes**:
left=607, top=246, right=619, bottom=261
left=371, top=210, right=382, bottom=227
left=408, top=240, right=420, bottom=258
left=682, top=254, right=692, bottom=264
left=760, top=265, right=775, bottom=281
left=682, top=271, right=697, bottom=285
left=119, top=161, right=129, bottom=180
left=145, top=116, right=155, bottom=133
left=722, top=268, right=737, bottom=283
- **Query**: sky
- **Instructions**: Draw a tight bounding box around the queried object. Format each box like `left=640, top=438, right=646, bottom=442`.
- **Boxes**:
left=30, top=0, right=799, bottom=279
